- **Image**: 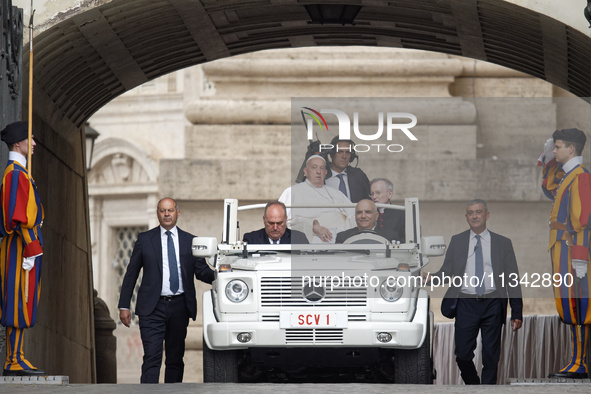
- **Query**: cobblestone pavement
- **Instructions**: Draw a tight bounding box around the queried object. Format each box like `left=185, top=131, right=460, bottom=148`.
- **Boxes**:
left=1, top=383, right=591, bottom=393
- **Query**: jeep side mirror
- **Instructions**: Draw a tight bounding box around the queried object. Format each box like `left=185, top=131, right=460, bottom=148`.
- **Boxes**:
left=192, top=237, right=218, bottom=258
left=421, top=236, right=446, bottom=257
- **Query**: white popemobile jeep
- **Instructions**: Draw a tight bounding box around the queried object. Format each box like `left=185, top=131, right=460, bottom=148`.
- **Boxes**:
left=193, top=198, right=445, bottom=383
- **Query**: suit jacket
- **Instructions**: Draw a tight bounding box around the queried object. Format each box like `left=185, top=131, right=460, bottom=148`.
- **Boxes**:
left=432, top=229, right=523, bottom=322
left=326, top=166, right=370, bottom=203
left=378, top=208, right=406, bottom=243
left=118, top=226, right=215, bottom=320
left=335, top=226, right=395, bottom=244
left=243, top=228, right=309, bottom=244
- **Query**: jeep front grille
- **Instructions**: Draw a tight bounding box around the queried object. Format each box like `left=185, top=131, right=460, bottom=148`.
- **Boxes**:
left=260, top=277, right=367, bottom=307
left=285, top=329, right=344, bottom=343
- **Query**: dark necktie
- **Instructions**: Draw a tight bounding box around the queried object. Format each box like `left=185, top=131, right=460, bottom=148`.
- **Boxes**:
left=166, top=230, right=179, bottom=294
left=475, top=234, right=484, bottom=296
left=336, top=173, right=348, bottom=197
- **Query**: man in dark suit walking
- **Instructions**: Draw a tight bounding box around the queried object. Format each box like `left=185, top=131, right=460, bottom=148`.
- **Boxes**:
left=425, top=199, right=522, bottom=384
left=118, top=197, right=214, bottom=383
left=325, top=137, right=371, bottom=203
left=335, top=199, right=395, bottom=243
left=243, top=201, right=308, bottom=244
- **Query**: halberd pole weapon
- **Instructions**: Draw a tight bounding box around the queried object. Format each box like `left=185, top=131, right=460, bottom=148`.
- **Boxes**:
left=25, top=1, right=35, bottom=304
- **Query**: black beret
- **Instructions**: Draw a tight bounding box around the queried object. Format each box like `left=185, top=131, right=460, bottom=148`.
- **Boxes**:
left=552, top=128, right=587, bottom=146
left=1, top=121, right=29, bottom=145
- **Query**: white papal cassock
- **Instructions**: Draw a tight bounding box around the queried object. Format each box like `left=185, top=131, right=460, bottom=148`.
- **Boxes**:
left=279, top=180, right=355, bottom=243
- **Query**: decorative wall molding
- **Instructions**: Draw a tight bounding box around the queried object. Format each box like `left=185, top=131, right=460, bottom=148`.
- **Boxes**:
left=89, top=138, right=158, bottom=194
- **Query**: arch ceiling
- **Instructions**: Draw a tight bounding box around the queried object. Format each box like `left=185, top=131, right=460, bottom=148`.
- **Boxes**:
left=29, top=0, right=590, bottom=129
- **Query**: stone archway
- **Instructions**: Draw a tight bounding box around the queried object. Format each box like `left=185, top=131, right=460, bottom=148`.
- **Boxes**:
left=22, top=0, right=591, bottom=133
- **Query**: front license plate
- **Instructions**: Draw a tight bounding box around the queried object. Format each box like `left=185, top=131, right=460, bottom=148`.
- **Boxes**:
left=279, top=311, right=348, bottom=328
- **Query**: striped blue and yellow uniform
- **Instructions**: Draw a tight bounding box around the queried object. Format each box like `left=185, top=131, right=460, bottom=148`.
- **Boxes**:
left=543, top=159, right=591, bottom=375
left=0, top=160, right=43, bottom=371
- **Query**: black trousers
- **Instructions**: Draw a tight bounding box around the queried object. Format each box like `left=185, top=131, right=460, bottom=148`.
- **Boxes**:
left=138, top=295, right=189, bottom=383
left=454, top=297, right=504, bottom=385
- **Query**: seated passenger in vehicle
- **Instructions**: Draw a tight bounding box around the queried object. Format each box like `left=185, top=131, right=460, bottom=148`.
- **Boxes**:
left=279, top=155, right=354, bottom=243
left=335, top=199, right=396, bottom=243
left=242, top=201, right=308, bottom=244
left=370, top=178, right=405, bottom=243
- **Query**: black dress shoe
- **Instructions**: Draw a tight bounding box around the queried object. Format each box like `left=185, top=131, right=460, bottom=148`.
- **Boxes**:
left=3, top=368, right=46, bottom=376
left=548, top=371, right=588, bottom=379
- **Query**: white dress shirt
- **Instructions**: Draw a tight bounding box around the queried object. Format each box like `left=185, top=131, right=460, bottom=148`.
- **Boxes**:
left=325, top=168, right=351, bottom=199
left=160, top=226, right=184, bottom=296
left=461, top=229, right=496, bottom=295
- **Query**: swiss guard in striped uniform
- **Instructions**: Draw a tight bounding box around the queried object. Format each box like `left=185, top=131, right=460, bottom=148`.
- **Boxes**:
left=0, top=121, right=45, bottom=376
left=540, top=128, right=591, bottom=379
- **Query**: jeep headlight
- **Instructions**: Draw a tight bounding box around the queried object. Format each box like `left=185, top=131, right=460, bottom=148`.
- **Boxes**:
left=380, top=279, right=403, bottom=302
left=225, top=279, right=249, bottom=303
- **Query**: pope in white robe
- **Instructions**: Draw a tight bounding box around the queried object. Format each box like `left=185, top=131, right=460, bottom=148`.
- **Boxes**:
left=279, top=155, right=354, bottom=243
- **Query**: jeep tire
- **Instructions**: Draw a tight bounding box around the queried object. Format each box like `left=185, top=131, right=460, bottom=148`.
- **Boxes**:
left=203, top=340, right=240, bottom=382
left=393, top=321, right=433, bottom=384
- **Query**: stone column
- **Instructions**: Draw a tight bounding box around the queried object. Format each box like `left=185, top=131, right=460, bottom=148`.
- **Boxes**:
left=0, top=1, right=23, bottom=373
left=93, top=289, right=117, bottom=383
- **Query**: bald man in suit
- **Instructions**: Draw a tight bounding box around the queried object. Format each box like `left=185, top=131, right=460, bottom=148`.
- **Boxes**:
left=118, top=197, right=214, bottom=383
left=243, top=201, right=308, bottom=244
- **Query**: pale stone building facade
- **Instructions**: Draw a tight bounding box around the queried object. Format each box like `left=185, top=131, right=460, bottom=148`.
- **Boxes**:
left=88, top=47, right=586, bottom=382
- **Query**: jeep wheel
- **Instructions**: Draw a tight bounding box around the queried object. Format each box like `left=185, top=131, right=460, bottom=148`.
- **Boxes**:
left=393, top=322, right=433, bottom=384
left=203, top=341, right=240, bottom=382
